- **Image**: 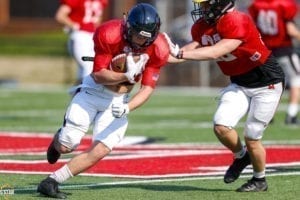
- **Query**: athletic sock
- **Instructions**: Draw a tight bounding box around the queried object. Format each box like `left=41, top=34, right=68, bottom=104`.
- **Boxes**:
left=234, top=146, right=246, bottom=159
left=253, top=171, right=265, bottom=179
left=50, top=164, right=73, bottom=183
left=287, top=103, right=298, bottom=117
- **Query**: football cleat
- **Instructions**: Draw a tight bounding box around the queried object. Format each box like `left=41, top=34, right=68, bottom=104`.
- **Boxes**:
left=285, top=115, right=300, bottom=125
left=47, top=130, right=61, bottom=164
left=224, top=151, right=251, bottom=183
left=236, top=177, right=268, bottom=192
left=37, top=177, right=67, bottom=199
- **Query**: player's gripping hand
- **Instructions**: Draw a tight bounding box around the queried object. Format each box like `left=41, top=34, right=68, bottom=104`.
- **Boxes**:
left=125, top=53, right=149, bottom=83
left=163, top=32, right=182, bottom=59
left=112, top=103, right=130, bottom=118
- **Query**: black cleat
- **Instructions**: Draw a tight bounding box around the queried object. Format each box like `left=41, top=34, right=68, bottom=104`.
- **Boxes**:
left=47, top=130, right=61, bottom=164
left=236, top=177, right=268, bottom=192
left=285, top=115, right=300, bottom=125
left=224, top=151, right=251, bottom=183
left=37, top=177, right=67, bottom=199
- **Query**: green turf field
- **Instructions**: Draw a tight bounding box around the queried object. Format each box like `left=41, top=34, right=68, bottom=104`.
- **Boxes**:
left=0, top=86, right=299, bottom=200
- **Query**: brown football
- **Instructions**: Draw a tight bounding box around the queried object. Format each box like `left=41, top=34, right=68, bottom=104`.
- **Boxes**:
left=110, top=53, right=141, bottom=73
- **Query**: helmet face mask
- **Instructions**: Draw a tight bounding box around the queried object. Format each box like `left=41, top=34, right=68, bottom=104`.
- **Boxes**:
left=191, top=0, right=235, bottom=24
left=124, top=3, right=161, bottom=51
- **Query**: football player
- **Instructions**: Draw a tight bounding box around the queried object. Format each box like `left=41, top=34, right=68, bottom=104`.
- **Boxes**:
left=37, top=3, right=169, bottom=198
left=165, top=0, right=285, bottom=192
left=249, top=0, right=300, bottom=125
left=55, top=0, right=108, bottom=85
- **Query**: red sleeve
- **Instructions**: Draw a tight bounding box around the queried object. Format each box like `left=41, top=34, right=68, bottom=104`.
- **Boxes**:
left=141, top=34, right=169, bottom=88
left=93, top=27, right=111, bottom=72
left=101, top=0, right=108, bottom=7
left=60, top=0, right=77, bottom=7
left=92, top=20, right=124, bottom=72
left=248, top=4, right=257, bottom=19
left=191, top=23, right=200, bottom=42
left=282, top=0, right=297, bottom=21
left=217, top=12, right=249, bottom=41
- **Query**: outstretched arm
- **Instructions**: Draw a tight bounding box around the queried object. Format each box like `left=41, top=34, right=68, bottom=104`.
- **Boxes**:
left=163, top=32, right=242, bottom=62
left=180, top=39, right=242, bottom=61
left=287, top=21, right=300, bottom=41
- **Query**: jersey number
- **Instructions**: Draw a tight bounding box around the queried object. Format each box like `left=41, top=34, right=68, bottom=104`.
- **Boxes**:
left=257, top=10, right=278, bottom=35
left=202, top=34, right=237, bottom=62
left=83, top=1, right=102, bottom=24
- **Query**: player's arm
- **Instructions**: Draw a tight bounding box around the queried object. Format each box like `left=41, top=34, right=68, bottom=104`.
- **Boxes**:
left=168, top=38, right=241, bottom=62
left=92, top=69, right=129, bottom=85
left=92, top=53, right=128, bottom=85
left=93, top=54, right=149, bottom=85
left=286, top=21, right=300, bottom=41
left=180, top=39, right=242, bottom=61
left=55, top=4, right=80, bottom=30
left=167, top=41, right=200, bottom=63
left=111, top=84, right=154, bottom=118
left=128, top=85, right=154, bottom=111
left=164, top=32, right=242, bottom=62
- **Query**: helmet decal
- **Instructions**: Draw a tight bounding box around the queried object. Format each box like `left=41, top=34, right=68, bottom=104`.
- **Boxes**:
left=139, top=31, right=152, bottom=38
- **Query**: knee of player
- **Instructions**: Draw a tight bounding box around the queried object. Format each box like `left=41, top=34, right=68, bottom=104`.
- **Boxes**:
left=244, top=120, right=266, bottom=140
left=213, top=124, right=232, bottom=137
left=58, top=126, right=85, bottom=152
left=57, top=144, right=73, bottom=154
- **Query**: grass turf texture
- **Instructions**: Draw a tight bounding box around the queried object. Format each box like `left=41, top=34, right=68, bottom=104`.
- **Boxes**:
left=0, top=87, right=299, bottom=200
left=0, top=32, right=68, bottom=56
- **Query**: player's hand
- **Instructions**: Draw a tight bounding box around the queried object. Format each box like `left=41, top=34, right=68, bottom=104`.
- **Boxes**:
left=72, top=23, right=80, bottom=30
left=112, top=103, right=130, bottom=118
left=125, top=53, right=149, bottom=83
left=163, top=32, right=181, bottom=58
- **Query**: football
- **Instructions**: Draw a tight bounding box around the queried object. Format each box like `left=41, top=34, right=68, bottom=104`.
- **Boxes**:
left=110, top=53, right=141, bottom=73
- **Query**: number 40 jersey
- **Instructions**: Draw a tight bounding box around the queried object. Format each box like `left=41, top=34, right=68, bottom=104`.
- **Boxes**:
left=248, top=0, right=298, bottom=49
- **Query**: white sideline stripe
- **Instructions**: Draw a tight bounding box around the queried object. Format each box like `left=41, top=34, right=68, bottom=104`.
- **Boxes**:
left=1, top=162, right=300, bottom=179
left=0, top=132, right=54, bottom=138
left=3, top=144, right=300, bottom=161
left=1, top=133, right=300, bottom=145
left=0, top=150, right=230, bottom=163
left=2, top=141, right=300, bottom=155
left=12, top=171, right=300, bottom=192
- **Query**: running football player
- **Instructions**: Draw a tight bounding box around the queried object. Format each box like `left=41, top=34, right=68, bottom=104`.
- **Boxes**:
left=165, top=0, right=285, bottom=192
left=55, top=0, right=108, bottom=85
left=37, top=3, right=169, bottom=198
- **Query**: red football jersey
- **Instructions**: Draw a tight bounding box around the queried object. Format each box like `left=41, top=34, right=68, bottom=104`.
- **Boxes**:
left=248, top=0, right=297, bottom=49
left=93, top=19, right=170, bottom=88
left=191, top=10, right=271, bottom=76
left=60, top=0, right=108, bottom=32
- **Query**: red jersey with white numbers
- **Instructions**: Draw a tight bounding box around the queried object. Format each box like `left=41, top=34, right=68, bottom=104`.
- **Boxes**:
left=191, top=10, right=271, bottom=76
left=61, top=0, right=108, bottom=32
left=248, top=0, right=297, bottom=49
left=93, top=19, right=170, bottom=88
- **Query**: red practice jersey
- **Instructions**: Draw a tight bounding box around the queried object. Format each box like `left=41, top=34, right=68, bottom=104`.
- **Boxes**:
left=248, top=0, right=297, bottom=49
left=60, top=0, right=108, bottom=32
left=93, top=19, right=170, bottom=88
left=191, top=10, right=271, bottom=76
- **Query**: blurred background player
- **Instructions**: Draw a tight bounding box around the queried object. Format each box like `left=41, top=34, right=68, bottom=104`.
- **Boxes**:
left=37, top=3, right=170, bottom=198
left=55, top=0, right=108, bottom=86
left=249, top=0, right=300, bottom=125
left=165, top=0, right=285, bottom=192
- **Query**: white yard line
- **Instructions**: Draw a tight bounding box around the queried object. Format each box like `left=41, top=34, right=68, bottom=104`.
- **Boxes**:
left=12, top=171, right=300, bottom=192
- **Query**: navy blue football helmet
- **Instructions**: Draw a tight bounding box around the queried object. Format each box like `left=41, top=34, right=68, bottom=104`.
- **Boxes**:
left=124, top=3, right=161, bottom=50
left=191, top=0, right=235, bottom=24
